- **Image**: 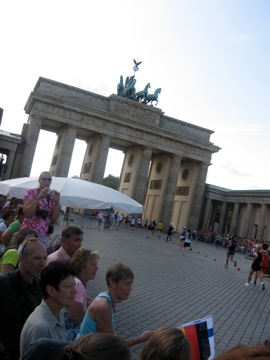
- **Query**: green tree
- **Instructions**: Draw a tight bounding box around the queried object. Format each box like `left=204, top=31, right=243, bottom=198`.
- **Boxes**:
left=102, top=174, right=119, bottom=190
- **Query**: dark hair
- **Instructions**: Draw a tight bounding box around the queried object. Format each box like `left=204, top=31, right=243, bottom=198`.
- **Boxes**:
left=61, top=333, right=131, bottom=360
left=40, top=262, right=76, bottom=299
left=1, top=208, right=15, bottom=221
left=11, top=198, right=22, bottom=206
left=17, top=206, right=24, bottom=217
left=62, top=226, right=84, bottom=239
left=139, top=327, right=191, bottom=360
left=106, top=263, right=134, bottom=286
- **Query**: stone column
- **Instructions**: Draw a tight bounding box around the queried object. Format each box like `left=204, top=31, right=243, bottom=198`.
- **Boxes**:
left=159, top=155, right=182, bottom=228
left=4, top=150, right=16, bottom=180
left=202, top=198, right=212, bottom=229
left=257, top=204, right=267, bottom=241
left=132, top=147, right=152, bottom=206
left=19, top=116, right=42, bottom=177
left=218, top=202, right=227, bottom=233
left=52, top=127, right=77, bottom=177
left=243, top=203, right=253, bottom=237
left=230, top=202, right=240, bottom=235
left=189, top=162, right=210, bottom=230
left=91, top=135, right=110, bottom=184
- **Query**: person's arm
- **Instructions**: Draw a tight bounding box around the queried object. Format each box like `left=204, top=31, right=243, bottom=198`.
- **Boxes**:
left=125, top=331, right=154, bottom=347
left=1, top=229, right=13, bottom=247
left=91, top=300, right=115, bottom=334
left=68, top=301, right=86, bottom=324
left=23, top=189, right=48, bottom=218
left=0, top=263, right=15, bottom=274
left=50, top=191, right=60, bottom=223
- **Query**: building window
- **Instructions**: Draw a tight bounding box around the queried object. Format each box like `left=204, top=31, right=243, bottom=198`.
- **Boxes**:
left=156, top=162, right=162, bottom=174
left=124, top=172, right=132, bottom=182
left=83, top=162, right=92, bottom=174
left=176, top=186, right=190, bottom=196
left=150, top=180, right=162, bottom=190
left=128, top=154, right=134, bottom=167
left=182, top=169, right=189, bottom=181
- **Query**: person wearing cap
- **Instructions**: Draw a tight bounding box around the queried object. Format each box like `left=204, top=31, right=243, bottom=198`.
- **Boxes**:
left=21, top=171, right=60, bottom=249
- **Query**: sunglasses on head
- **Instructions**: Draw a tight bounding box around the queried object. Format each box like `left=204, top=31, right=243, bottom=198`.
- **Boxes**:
left=20, top=237, right=40, bottom=255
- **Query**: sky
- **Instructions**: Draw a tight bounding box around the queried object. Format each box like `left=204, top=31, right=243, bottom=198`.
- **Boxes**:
left=1, top=0, right=269, bottom=190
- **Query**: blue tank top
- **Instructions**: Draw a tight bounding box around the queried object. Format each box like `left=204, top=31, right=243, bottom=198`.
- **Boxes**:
left=77, top=292, right=115, bottom=338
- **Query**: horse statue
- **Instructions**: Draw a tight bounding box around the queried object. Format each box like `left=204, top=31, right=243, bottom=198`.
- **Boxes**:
left=143, top=88, right=161, bottom=106
left=117, top=75, right=136, bottom=99
left=117, top=75, right=124, bottom=96
left=133, top=83, right=151, bottom=102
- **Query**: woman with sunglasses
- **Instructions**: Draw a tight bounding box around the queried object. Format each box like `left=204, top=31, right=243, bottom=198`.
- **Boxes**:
left=21, top=171, right=61, bottom=249
left=0, top=227, right=38, bottom=274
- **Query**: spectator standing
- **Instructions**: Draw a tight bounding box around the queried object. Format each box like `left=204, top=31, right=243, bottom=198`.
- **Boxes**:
left=157, top=221, right=163, bottom=239
left=97, top=211, right=103, bottom=228
left=261, top=243, right=269, bottom=278
left=144, top=217, right=149, bottom=230
left=21, top=171, right=60, bottom=249
left=166, top=224, right=174, bottom=242
left=146, top=221, right=153, bottom=239
left=152, top=220, right=156, bottom=233
left=215, top=232, right=223, bottom=249
left=46, top=226, right=84, bottom=266
left=183, top=229, right=192, bottom=251
left=0, top=237, right=46, bottom=360
left=130, top=217, right=135, bottom=231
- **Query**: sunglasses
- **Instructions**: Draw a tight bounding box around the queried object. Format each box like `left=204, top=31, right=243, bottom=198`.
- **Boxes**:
left=41, top=178, right=52, bottom=181
left=20, top=237, right=40, bottom=255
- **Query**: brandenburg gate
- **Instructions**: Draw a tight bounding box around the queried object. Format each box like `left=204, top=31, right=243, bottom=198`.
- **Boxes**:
left=12, top=77, right=220, bottom=232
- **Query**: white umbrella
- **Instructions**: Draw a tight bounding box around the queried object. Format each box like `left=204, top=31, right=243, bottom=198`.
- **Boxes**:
left=0, top=176, right=144, bottom=214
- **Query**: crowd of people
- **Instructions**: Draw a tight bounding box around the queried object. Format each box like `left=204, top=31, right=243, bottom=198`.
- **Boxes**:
left=0, top=170, right=270, bottom=360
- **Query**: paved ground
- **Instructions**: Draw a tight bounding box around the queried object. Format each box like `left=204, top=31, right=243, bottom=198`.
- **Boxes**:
left=54, top=215, right=270, bottom=359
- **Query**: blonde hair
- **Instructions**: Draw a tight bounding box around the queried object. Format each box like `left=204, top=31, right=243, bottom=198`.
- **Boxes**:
left=139, top=327, right=191, bottom=360
left=61, top=333, right=131, bottom=360
left=214, top=344, right=270, bottom=360
left=71, top=247, right=99, bottom=275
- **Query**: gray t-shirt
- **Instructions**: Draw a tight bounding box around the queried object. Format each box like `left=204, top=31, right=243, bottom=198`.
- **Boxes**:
left=20, top=300, right=67, bottom=359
